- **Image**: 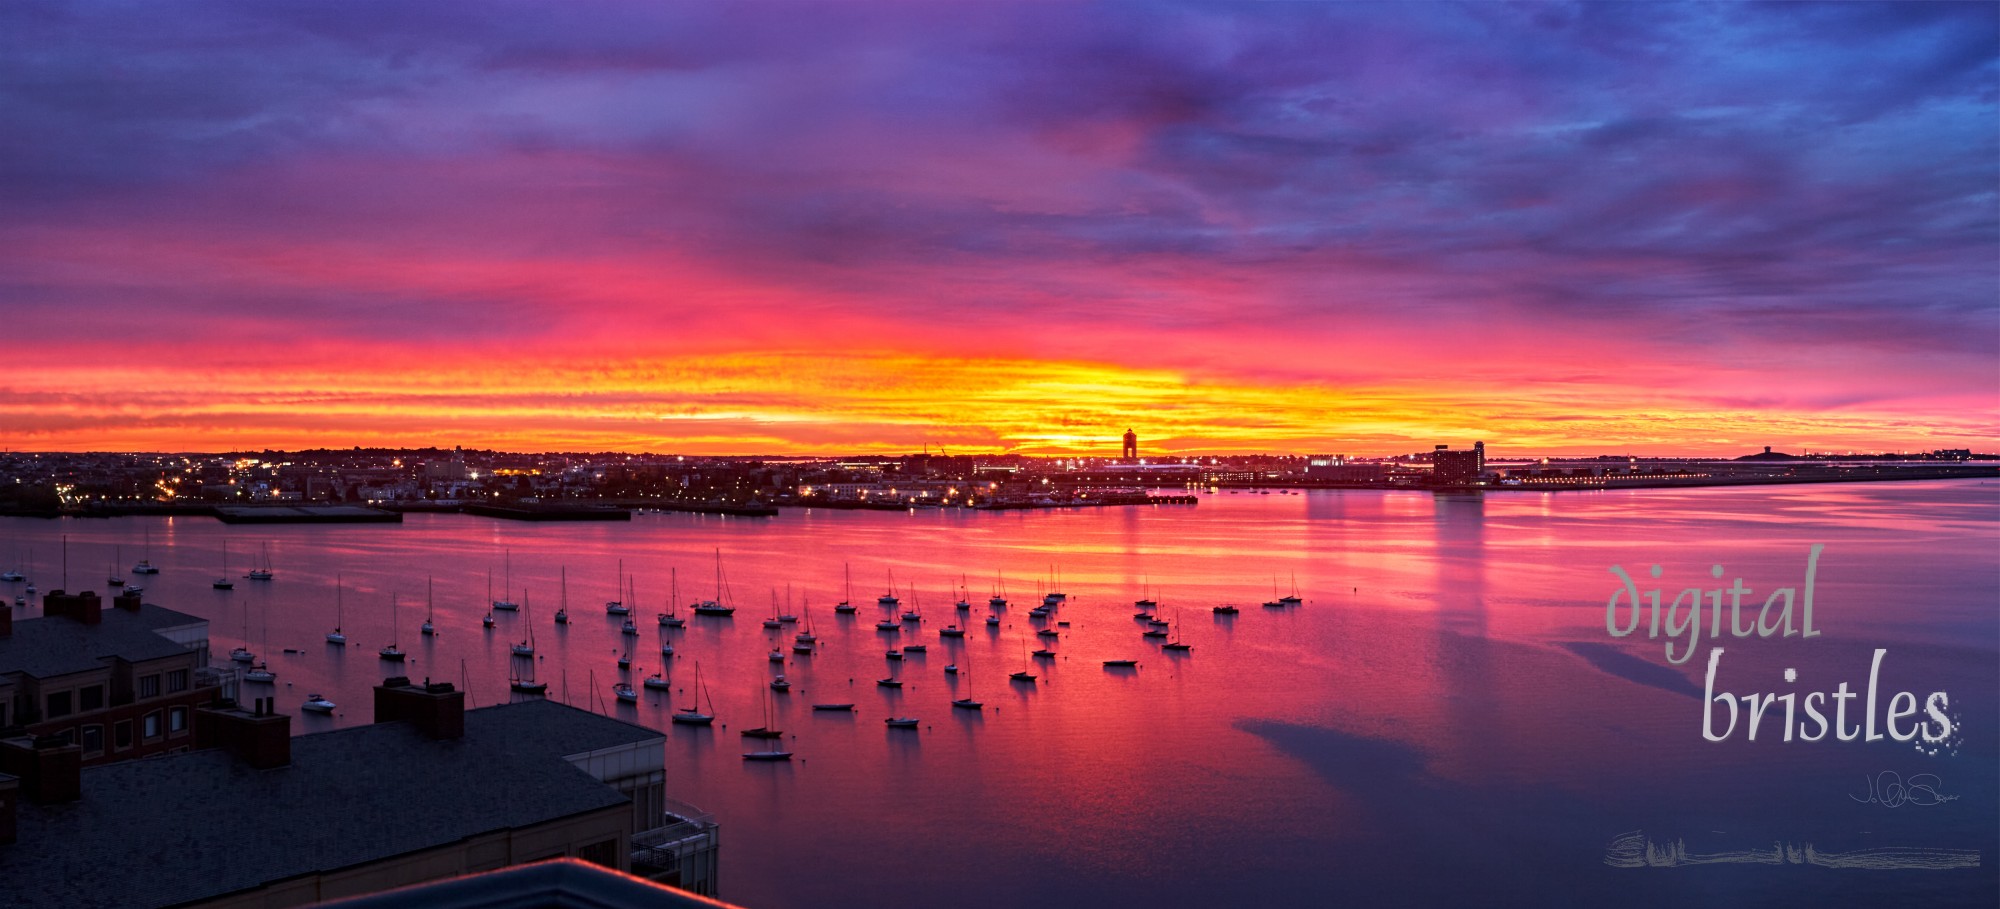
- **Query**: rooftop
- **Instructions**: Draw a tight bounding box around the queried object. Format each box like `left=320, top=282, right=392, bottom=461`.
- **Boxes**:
left=0, top=601, right=204, bottom=679
left=0, top=699, right=666, bottom=909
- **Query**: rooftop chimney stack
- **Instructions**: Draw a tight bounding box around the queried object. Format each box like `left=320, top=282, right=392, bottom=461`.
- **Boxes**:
left=0, top=607, right=11, bottom=638
left=0, top=736, right=83, bottom=805
left=113, top=591, right=142, bottom=612
left=374, top=677, right=466, bottom=740
left=41, top=590, right=102, bottom=626
left=194, top=699, right=292, bottom=770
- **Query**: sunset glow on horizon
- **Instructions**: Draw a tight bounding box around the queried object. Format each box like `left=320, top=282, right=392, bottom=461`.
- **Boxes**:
left=3, top=2, right=1994, bottom=456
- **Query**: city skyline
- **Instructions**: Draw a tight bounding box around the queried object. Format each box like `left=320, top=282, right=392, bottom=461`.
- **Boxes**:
left=2, top=2, right=1995, bottom=456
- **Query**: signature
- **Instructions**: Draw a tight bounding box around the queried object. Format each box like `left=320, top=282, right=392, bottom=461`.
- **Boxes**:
left=1850, top=771, right=1956, bottom=808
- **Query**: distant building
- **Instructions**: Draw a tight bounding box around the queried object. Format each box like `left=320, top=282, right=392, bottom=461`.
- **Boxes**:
left=0, top=591, right=215, bottom=766
left=0, top=679, right=719, bottom=908
left=1122, top=429, right=1138, bottom=461
left=1305, top=455, right=1392, bottom=484
left=1430, top=441, right=1486, bottom=486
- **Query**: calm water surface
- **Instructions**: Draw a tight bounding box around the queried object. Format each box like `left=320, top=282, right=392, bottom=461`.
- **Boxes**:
left=3, top=482, right=1995, bottom=907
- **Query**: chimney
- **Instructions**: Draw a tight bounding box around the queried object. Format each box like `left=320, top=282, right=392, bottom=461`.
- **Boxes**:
left=0, top=773, right=17, bottom=846
left=0, top=607, right=11, bottom=638
left=193, top=697, right=291, bottom=769
left=374, top=677, right=465, bottom=740
left=41, top=590, right=102, bottom=626
left=0, top=736, right=82, bottom=804
left=113, top=591, right=142, bottom=613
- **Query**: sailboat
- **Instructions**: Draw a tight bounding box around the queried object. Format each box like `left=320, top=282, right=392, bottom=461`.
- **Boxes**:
left=1009, top=642, right=1036, bottom=682
left=878, top=568, right=900, bottom=608
left=1161, top=609, right=1192, bottom=651
left=952, top=662, right=982, bottom=710
left=657, top=568, right=685, bottom=626
left=604, top=559, right=630, bottom=615
left=107, top=546, right=124, bottom=588
left=671, top=662, right=716, bottom=725
left=213, top=542, right=234, bottom=590
left=379, top=593, right=406, bottom=661
left=989, top=572, right=1008, bottom=610
left=777, top=584, right=797, bottom=623
left=793, top=611, right=817, bottom=647
left=244, top=601, right=276, bottom=681
left=326, top=574, right=348, bottom=644
left=1280, top=572, right=1303, bottom=607
left=884, top=716, right=919, bottom=728
left=420, top=576, right=436, bottom=636
left=246, top=542, right=273, bottom=581
left=132, top=529, right=159, bottom=575
left=643, top=670, right=671, bottom=691
left=762, top=590, right=783, bottom=629
left=613, top=680, right=637, bottom=703
left=900, top=584, right=921, bottom=622
left=741, top=688, right=783, bottom=738
left=834, top=563, right=857, bottom=613
left=512, top=592, right=537, bottom=656
left=302, top=694, right=336, bottom=713
left=492, top=551, right=519, bottom=611
left=510, top=608, right=547, bottom=694
left=691, top=550, right=736, bottom=616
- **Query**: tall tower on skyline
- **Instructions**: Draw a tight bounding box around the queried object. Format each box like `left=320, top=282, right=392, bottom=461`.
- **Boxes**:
left=1122, top=428, right=1138, bottom=461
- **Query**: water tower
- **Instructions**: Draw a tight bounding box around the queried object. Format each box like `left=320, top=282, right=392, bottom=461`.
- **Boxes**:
left=1122, top=428, right=1138, bottom=461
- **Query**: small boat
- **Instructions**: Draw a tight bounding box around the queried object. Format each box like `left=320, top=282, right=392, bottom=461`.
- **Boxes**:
left=1008, top=671, right=1036, bottom=682
left=605, top=559, right=630, bottom=614
left=327, top=575, right=349, bottom=644
left=1031, top=649, right=1055, bottom=659
left=661, top=642, right=676, bottom=657
left=1142, top=628, right=1167, bottom=638
left=691, top=550, right=737, bottom=616
left=482, top=613, right=495, bottom=629
left=885, top=649, right=904, bottom=661
left=791, top=642, right=812, bottom=654
left=554, top=606, right=568, bottom=624
left=420, top=576, right=437, bottom=636
left=381, top=591, right=410, bottom=659
left=834, top=602, right=857, bottom=614
left=0, top=570, right=21, bottom=583
left=672, top=662, right=716, bottom=725
left=1148, top=617, right=1170, bottom=628
left=643, top=674, right=671, bottom=691
left=613, top=682, right=637, bottom=702
left=107, top=549, right=124, bottom=588
left=230, top=646, right=256, bottom=663
left=939, top=626, right=964, bottom=638
left=884, top=717, right=919, bottom=728
left=743, top=748, right=793, bottom=761
left=985, top=616, right=1000, bottom=626
left=902, top=644, right=926, bottom=653
left=621, top=619, right=638, bottom=636
left=742, top=689, right=784, bottom=736
left=943, top=664, right=958, bottom=674
left=510, top=679, right=548, bottom=695
left=952, top=697, right=981, bottom=710
left=658, top=611, right=681, bottom=627
left=244, top=664, right=275, bottom=683
left=1279, top=573, right=1303, bottom=607
left=123, top=585, right=143, bottom=596
left=876, top=677, right=903, bottom=688
left=302, top=694, right=336, bottom=713
left=812, top=703, right=855, bottom=712
left=762, top=617, right=781, bottom=629
left=1213, top=604, right=1239, bottom=615
left=1103, top=659, right=1138, bottom=668
left=1262, top=599, right=1286, bottom=609
left=1161, top=609, right=1192, bottom=651
left=901, top=611, right=921, bottom=623
left=246, top=542, right=274, bottom=581
left=770, top=676, right=791, bottom=692
left=617, top=650, right=632, bottom=670
left=875, top=619, right=900, bottom=631
left=658, top=569, right=687, bottom=626
left=1036, top=628, right=1059, bottom=638
left=512, top=593, right=538, bottom=655
left=131, top=562, right=157, bottom=576
left=491, top=552, right=520, bottom=611
left=1135, top=598, right=1157, bottom=609
left=212, top=541, right=234, bottom=591
left=768, top=649, right=785, bottom=662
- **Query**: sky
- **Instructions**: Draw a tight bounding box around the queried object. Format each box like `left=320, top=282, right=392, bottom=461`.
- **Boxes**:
left=1, top=1, right=1995, bottom=457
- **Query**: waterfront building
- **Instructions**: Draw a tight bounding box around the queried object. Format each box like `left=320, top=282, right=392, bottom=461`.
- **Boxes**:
left=1122, top=428, right=1139, bottom=461
left=0, top=590, right=215, bottom=766
left=1429, top=441, right=1486, bottom=487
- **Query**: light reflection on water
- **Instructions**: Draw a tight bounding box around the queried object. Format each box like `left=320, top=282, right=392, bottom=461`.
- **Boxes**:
left=1, top=480, right=1994, bottom=907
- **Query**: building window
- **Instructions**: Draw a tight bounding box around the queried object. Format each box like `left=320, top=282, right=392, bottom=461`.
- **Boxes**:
left=80, top=725, right=104, bottom=755
left=114, top=720, right=132, bottom=749
left=139, top=675, right=161, bottom=699
left=166, top=670, right=188, bottom=693
left=142, top=711, right=162, bottom=740
left=80, top=685, right=104, bottom=711
left=578, top=839, right=620, bottom=868
left=168, top=706, right=187, bottom=734
left=47, top=691, right=73, bottom=719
